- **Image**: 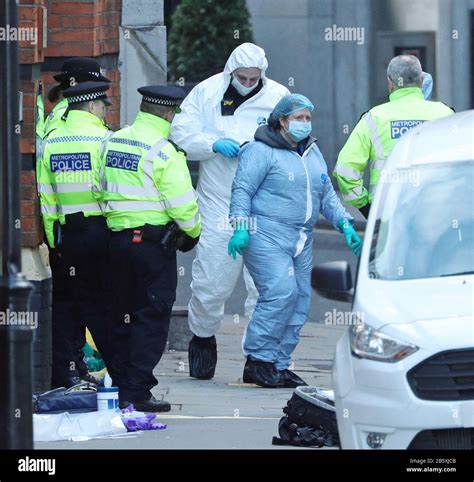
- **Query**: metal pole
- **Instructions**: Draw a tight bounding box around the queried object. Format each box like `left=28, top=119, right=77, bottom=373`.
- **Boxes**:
left=0, top=0, right=34, bottom=449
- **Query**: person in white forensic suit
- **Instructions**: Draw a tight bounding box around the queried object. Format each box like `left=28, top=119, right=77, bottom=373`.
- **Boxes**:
left=171, top=42, right=290, bottom=380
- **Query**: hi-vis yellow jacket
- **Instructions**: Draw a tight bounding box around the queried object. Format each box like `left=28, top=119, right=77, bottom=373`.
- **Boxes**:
left=333, top=87, right=454, bottom=208
left=100, top=111, right=201, bottom=238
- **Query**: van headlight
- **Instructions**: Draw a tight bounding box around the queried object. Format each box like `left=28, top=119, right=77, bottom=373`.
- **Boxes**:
left=350, top=319, right=418, bottom=362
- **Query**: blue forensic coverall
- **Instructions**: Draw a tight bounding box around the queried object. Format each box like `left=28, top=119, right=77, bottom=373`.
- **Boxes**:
left=230, top=125, right=353, bottom=370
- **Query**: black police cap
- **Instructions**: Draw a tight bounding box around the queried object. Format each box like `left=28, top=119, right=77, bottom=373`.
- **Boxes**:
left=137, top=85, right=186, bottom=113
left=54, top=57, right=111, bottom=83
left=63, top=81, right=112, bottom=105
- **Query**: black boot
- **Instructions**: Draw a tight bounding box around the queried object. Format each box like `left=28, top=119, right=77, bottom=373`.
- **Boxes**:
left=119, top=395, right=171, bottom=413
left=80, top=373, right=99, bottom=385
left=50, top=376, right=82, bottom=389
left=242, top=357, right=253, bottom=383
left=242, top=357, right=285, bottom=388
left=279, top=369, right=308, bottom=388
left=188, top=335, right=217, bottom=380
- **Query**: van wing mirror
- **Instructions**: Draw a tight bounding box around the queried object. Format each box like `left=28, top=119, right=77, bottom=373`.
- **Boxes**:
left=311, top=261, right=354, bottom=303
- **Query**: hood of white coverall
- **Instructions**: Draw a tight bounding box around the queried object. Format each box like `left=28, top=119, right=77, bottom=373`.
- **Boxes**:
left=223, top=43, right=269, bottom=87
left=170, top=41, right=289, bottom=164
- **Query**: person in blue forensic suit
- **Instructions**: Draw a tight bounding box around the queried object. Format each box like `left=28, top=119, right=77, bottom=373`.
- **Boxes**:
left=228, top=94, right=361, bottom=388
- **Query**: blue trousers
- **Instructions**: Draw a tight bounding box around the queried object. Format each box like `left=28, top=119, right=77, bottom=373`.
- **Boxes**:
left=243, top=231, right=313, bottom=371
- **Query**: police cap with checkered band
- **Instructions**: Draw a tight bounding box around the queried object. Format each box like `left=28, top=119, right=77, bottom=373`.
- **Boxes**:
left=138, top=85, right=186, bottom=113
left=54, top=57, right=111, bottom=83
left=63, top=81, right=112, bottom=106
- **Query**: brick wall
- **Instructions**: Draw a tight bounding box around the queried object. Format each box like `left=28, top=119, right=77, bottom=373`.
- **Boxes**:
left=45, top=0, right=120, bottom=57
left=19, top=0, right=122, bottom=248
left=19, top=0, right=47, bottom=64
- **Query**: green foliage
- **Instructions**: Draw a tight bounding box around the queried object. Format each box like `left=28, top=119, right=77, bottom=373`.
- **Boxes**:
left=168, top=0, right=253, bottom=82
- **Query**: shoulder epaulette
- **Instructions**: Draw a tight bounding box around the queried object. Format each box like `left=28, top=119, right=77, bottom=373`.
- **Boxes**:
left=442, top=102, right=456, bottom=113
left=60, top=108, right=70, bottom=122
left=358, top=110, right=369, bottom=122
left=168, top=139, right=187, bottom=156
left=43, top=127, right=58, bottom=139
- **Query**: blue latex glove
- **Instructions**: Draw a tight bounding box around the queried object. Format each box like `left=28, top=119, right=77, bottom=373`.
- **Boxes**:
left=213, top=138, right=241, bottom=158
left=227, top=229, right=249, bottom=260
left=338, top=219, right=362, bottom=256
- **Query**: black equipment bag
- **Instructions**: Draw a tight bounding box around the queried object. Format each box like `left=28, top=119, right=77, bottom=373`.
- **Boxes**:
left=33, top=382, right=98, bottom=414
left=272, top=386, right=340, bottom=448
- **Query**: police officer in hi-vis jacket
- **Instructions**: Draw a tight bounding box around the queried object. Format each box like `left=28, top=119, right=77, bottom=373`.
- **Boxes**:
left=100, top=86, right=201, bottom=412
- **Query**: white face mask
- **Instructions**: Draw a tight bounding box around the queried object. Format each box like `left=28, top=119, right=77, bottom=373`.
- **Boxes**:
left=231, top=76, right=259, bottom=96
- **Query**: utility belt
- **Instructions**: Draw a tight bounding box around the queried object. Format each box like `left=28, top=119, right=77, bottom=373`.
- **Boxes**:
left=114, top=222, right=199, bottom=254
left=115, top=222, right=179, bottom=254
left=64, top=212, right=107, bottom=230
left=53, top=213, right=107, bottom=246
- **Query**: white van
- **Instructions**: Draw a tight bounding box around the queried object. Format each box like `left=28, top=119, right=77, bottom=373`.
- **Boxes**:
left=312, top=110, right=474, bottom=449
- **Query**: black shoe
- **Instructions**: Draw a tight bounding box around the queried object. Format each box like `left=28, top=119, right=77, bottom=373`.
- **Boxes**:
left=279, top=369, right=308, bottom=388
left=242, top=357, right=285, bottom=388
left=80, top=373, right=99, bottom=385
left=119, top=396, right=171, bottom=412
left=188, top=335, right=217, bottom=380
left=242, top=357, right=253, bottom=383
left=51, top=376, right=82, bottom=389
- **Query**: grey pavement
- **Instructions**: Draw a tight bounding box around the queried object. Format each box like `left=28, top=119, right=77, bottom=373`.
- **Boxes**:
left=35, top=317, right=346, bottom=449
left=36, top=216, right=362, bottom=449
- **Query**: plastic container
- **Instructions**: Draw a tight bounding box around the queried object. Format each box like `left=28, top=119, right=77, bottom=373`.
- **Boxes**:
left=97, top=386, right=119, bottom=411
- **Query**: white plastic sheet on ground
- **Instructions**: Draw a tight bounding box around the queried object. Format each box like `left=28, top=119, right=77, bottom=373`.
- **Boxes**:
left=33, top=410, right=127, bottom=442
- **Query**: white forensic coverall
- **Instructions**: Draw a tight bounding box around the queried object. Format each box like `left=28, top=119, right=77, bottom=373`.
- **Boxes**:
left=171, top=43, right=290, bottom=337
